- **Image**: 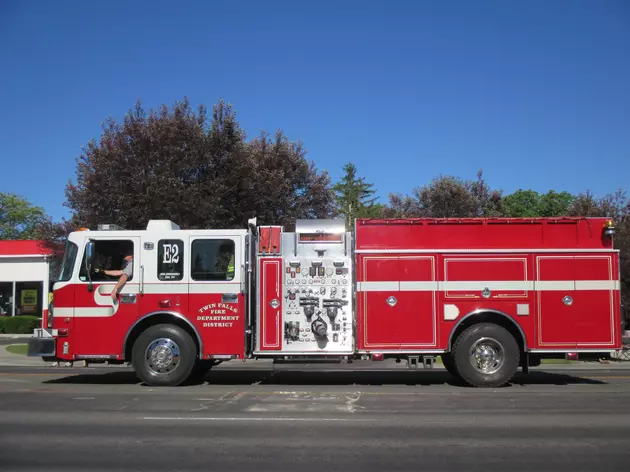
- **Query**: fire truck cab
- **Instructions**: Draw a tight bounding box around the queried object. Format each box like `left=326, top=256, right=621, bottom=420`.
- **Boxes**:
left=28, top=216, right=623, bottom=388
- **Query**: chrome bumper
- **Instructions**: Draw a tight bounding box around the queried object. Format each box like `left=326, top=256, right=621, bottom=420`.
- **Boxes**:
left=27, top=329, right=56, bottom=357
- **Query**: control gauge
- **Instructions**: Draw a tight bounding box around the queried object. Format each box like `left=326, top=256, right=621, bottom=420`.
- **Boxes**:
left=326, top=268, right=333, bottom=276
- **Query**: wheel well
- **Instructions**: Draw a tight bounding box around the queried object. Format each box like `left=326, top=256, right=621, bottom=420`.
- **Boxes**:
left=123, top=313, right=201, bottom=362
left=448, top=310, right=527, bottom=354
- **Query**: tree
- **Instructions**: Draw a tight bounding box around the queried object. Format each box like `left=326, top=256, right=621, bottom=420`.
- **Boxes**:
left=333, top=162, right=382, bottom=229
left=240, top=130, right=337, bottom=229
left=502, top=189, right=574, bottom=217
left=34, top=218, right=79, bottom=280
left=0, top=193, right=48, bottom=239
left=502, top=190, right=542, bottom=217
left=385, top=170, right=502, bottom=218
left=64, top=98, right=336, bottom=231
left=539, top=190, right=574, bottom=216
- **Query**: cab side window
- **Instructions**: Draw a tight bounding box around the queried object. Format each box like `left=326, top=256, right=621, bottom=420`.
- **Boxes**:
left=157, top=239, right=184, bottom=281
left=78, top=240, right=134, bottom=282
left=191, top=239, right=235, bottom=281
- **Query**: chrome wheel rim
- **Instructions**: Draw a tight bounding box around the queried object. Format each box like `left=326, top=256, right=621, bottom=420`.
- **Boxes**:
left=469, top=337, right=504, bottom=375
left=145, top=338, right=180, bottom=374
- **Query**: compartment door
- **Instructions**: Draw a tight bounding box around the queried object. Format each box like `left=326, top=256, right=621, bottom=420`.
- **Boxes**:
left=535, top=256, right=576, bottom=348
left=572, top=255, right=616, bottom=347
left=258, top=257, right=283, bottom=351
left=358, top=256, right=401, bottom=349
left=397, top=256, right=437, bottom=348
left=358, top=255, right=437, bottom=350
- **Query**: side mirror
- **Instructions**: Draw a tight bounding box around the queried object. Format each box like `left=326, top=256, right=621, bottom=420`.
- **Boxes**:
left=85, top=240, right=95, bottom=291
left=86, top=241, right=94, bottom=265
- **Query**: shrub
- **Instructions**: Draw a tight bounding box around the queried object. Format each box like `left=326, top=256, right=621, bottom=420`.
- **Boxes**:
left=3, top=316, right=40, bottom=334
left=0, top=317, right=5, bottom=334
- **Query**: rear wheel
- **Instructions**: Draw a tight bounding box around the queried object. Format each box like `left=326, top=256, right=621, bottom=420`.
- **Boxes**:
left=441, top=353, right=460, bottom=379
left=131, top=324, right=197, bottom=386
left=452, top=323, right=520, bottom=388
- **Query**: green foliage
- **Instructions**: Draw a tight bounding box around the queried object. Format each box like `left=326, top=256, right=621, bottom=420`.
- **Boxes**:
left=333, top=162, right=382, bottom=229
left=502, top=189, right=574, bottom=217
left=0, top=317, right=5, bottom=334
left=539, top=190, right=574, bottom=216
left=502, top=190, right=542, bottom=217
left=0, top=193, right=48, bottom=239
left=2, top=316, right=40, bottom=334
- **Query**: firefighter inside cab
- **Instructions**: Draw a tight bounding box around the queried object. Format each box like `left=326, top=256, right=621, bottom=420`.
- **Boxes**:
left=94, top=249, right=133, bottom=301
left=227, top=253, right=234, bottom=279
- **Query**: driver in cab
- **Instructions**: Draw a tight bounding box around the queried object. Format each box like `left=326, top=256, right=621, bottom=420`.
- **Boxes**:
left=94, top=250, right=133, bottom=301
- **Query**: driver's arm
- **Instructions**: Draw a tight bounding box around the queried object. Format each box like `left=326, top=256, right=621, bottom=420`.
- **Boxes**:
left=96, top=269, right=124, bottom=277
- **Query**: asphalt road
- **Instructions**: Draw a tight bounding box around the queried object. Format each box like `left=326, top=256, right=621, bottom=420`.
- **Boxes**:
left=1, top=364, right=630, bottom=471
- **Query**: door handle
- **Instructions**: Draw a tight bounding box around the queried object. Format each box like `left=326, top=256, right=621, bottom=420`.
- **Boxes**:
left=222, top=293, right=238, bottom=303
left=120, top=294, right=137, bottom=304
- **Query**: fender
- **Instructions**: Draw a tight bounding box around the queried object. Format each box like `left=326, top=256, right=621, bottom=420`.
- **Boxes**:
left=122, top=311, right=204, bottom=359
left=447, top=308, right=528, bottom=351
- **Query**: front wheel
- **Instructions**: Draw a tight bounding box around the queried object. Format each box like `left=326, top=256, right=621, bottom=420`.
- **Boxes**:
left=452, top=323, right=520, bottom=388
left=131, top=324, right=197, bottom=386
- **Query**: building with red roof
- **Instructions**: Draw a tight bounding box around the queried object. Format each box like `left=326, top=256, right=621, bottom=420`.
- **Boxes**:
left=0, top=240, right=51, bottom=318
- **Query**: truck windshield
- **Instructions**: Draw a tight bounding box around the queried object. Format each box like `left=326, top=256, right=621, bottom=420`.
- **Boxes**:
left=58, top=241, right=78, bottom=282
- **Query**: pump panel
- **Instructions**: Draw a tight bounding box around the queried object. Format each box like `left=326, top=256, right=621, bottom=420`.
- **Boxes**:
left=255, top=219, right=354, bottom=354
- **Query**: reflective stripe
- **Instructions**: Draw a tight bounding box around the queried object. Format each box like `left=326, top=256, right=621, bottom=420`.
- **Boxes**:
left=533, top=281, right=574, bottom=291
left=356, top=248, right=619, bottom=254
left=227, top=255, right=235, bottom=278
left=400, top=281, right=439, bottom=291
left=356, top=280, right=620, bottom=292
left=441, top=281, right=534, bottom=291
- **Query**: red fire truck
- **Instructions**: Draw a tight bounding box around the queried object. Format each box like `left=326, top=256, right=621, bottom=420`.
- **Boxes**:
left=28, top=216, right=623, bottom=387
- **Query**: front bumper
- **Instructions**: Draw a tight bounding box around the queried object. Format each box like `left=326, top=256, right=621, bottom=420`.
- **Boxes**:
left=27, top=329, right=56, bottom=357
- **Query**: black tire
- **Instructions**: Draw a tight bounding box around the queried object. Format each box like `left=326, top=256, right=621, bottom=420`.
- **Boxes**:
left=131, top=323, right=197, bottom=386
left=451, top=323, right=520, bottom=388
left=441, top=353, right=460, bottom=379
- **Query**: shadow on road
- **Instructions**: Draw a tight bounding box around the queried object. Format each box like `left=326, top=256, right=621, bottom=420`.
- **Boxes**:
left=42, top=368, right=607, bottom=387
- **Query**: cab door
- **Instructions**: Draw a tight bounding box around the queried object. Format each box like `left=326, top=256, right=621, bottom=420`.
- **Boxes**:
left=188, top=234, right=246, bottom=358
left=73, top=236, right=142, bottom=357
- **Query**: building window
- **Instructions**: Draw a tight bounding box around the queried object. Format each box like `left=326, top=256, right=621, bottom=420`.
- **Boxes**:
left=191, top=239, right=235, bottom=281
left=78, top=240, right=134, bottom=282
left=157, top=239, right=184, bottom=281
left=15, top=282, right=42, bottom=315
left=0, top=282, right=12, bottom=316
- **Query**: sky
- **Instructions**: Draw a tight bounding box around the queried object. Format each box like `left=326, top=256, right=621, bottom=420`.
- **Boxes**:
left=1, top=0, right=629, bottom=222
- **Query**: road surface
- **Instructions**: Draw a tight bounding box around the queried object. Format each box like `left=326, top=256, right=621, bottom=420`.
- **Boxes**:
left=1, top=363, right=629, bottom=471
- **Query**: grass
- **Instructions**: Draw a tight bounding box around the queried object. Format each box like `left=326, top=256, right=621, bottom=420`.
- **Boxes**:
left=6, top=344, right=28, bottom=356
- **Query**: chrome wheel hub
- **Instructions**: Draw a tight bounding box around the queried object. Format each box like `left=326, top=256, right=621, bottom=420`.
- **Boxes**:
left=145, top=338, right=180, bottom=374
left=469, top=337, right=504, bottom=375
